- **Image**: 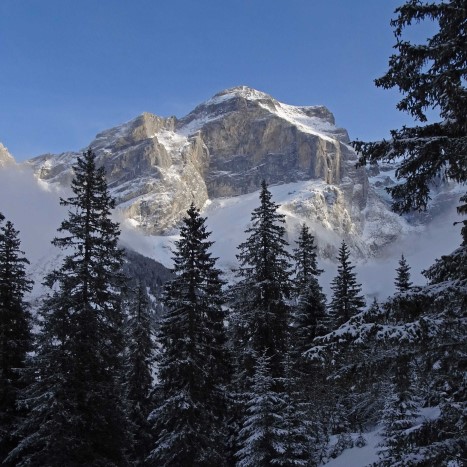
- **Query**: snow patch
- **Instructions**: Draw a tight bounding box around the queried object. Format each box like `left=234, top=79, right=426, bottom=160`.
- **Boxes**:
left=322, top=429, right=382, bottom=466
left=260, top=100, right=338, bottom=143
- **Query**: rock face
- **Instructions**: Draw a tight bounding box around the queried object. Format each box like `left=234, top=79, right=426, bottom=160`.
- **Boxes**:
left=0, top=143, right=15, bottom=168
left=23, top=86, right=381, bottom=250
left=26, top=113, right=210, bottom=233
left=176, top=87, right=357, bottom=197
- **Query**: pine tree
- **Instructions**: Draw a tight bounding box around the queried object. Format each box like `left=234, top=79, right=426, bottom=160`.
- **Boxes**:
left=424, top=230, right=467, bottom=290
left=230, top=181, right=292, bottom=379
left=8, top=150, right=128, bottom=466
left=0, top=215, right=32, bottom=464
left=329, top=241, right=365, bottom=327
left=350, top=4, right=466, bottom=460
left=352, top=0, right=467, bottom=223
left=394, top=254, right=412, bottom=293
left=292, top=224, right=327, bottom=356
left=149, top=204, right=230, bottom=466
left=415, top=242, right=467, bottom=465
left=124, top=281, right=155, bottom=465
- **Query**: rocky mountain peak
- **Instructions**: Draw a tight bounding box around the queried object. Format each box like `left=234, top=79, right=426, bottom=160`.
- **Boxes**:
left=0, top=143, right=15, bottom=167
left=92, top=112, right=176, bottom=151
left=209, top=86, right=337, bottom=126
left=211, top=85, right=275, bottom=102
left=21, top=87, right=374, bottom=245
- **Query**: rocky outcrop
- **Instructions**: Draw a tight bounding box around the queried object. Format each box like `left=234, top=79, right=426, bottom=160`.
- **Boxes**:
left=177, top=87, right=355, bottom=197
left=26, top=114, right=210, bottom=234
left=0, top=143, right=15, bottom=168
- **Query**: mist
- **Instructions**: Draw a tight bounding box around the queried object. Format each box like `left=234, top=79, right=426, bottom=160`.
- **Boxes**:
left=354, top=201, right=462, bottom=300
left=0, top=165, right=67, bottom=265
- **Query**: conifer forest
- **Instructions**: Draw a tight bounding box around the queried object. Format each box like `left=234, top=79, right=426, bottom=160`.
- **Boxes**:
left=0, top=0, right=466, bottom=465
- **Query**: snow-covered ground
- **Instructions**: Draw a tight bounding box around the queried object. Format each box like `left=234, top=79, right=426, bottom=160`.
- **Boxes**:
left=323, top=429, right=382, bottom=466
left=321, top=407, right=441, bottom=466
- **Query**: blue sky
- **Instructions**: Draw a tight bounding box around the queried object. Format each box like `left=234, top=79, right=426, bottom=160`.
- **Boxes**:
left=0, top=1, right=436, bottom=161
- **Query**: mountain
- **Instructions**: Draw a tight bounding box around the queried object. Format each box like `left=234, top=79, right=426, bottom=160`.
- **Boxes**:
left=21, top=85, right=424, bottom=258
left=0, top=143, right=15, bottom=168
left=0, top=85, right=462, bottom=302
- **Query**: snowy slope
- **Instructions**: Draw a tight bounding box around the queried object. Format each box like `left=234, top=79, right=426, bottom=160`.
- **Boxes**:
left=123, top=181, right=463, bottom=301
left=321, top=407, right=442, bottom=467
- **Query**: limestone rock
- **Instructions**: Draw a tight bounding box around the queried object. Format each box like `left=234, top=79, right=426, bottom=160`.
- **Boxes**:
left=26, top=114, right=209, bottom=234
left=177, top=86, right=354, bottom=198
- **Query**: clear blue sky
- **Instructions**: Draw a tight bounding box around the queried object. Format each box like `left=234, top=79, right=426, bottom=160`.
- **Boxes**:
left=0, top=0, right=436, bottom=161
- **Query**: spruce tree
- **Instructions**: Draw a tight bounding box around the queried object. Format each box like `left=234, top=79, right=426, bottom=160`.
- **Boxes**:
left=294, top=224, right=323, bottom=288
left=149, top=204, right=229, bottom=466
left=124, top=281, right=154, bottom=465
left=8, top=150, right=128, bottom=466
left=292, top=224, right=327, bottom=356
left=0, top=215, right=32, bottom=464
left=417, top=244, right=467, bottom=464
left=230, top=180, right=292, bottom=378
left=235, top=353, right=286, bottom=467
left=290, top=225, right=328, bottom=463
left=352, top=0, right=467, bottom=221
left=329, top=241, right=365, bottom=327
left=394, top=254, right=412, bottom=293
left=276, top=351, right=317, bottom=466
left=237, top=351, right=315, bottom=467
left=378, top=357, right=420, bottom=467
left=350, top=4, right=466, bottom=459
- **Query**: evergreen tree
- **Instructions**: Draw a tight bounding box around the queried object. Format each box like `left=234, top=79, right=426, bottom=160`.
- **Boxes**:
left=294, top=224, right=323, bottom=289
left=230, top=181, right=292, bottom=378
left=415, top=245, right=467, bottom=465
left=149, top=204, right=230, bottom=466
left=289, top=225, right=328, bottom=460
left=292, top=224, right=327, bottom=356
left=329, top=241, right=365, bottom=327
left=0, top=215, right=32, bottom=464
left=424, top=230, right=467, bottom=290
left=394, top=254, right=412, bottom=293
left=378, top=358, right=421, bottom=467
left=124, top=281, right=154, bottom=466
left=235, top=353, right=286, bottom=467
left=8, top=150, right=128, bottom=466
left=352, top=0, right=467, bottom=225
left=348, top=4, right=466, bottom=460
left=275, top=351, right=317, bottom=466
left=237, top=351, right=316, bottom=467
left=312, top=261, right=466, bottom=464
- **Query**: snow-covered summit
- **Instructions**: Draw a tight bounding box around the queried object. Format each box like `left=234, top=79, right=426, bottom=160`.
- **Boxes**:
left=178, top=86, right=347, bottom=143
left=207, top=85, right=274, bottom=104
